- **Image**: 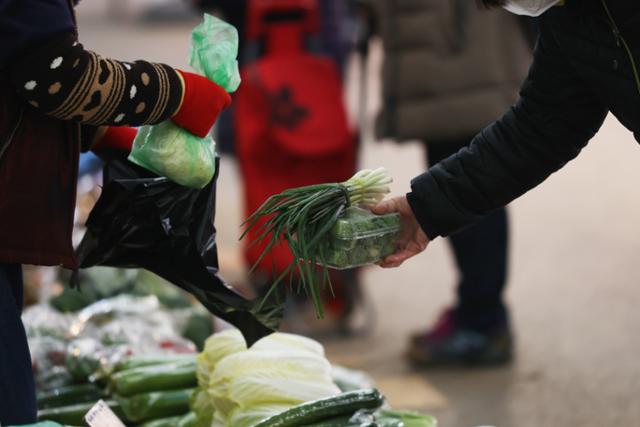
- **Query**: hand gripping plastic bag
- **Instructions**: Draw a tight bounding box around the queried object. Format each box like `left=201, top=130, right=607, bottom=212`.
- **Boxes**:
left=128, top=14, right=240, bottom=188
left=129, top=121, right=216, bottom=189
left=75, top=158, right=284, bottom=345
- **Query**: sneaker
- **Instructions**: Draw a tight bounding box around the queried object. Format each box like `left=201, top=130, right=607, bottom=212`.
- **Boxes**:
left=407, top=309, right=513, bottom=367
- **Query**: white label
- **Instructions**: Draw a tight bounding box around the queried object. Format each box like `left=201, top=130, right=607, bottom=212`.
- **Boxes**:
left=84, top=400, right=126, bottom=427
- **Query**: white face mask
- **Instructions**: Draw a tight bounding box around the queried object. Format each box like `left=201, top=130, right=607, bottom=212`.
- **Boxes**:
left=504, top=0, right=559, bottom=17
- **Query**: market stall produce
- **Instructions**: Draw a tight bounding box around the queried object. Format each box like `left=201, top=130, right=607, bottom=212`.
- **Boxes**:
left=32, top=328, right=436, bottom=426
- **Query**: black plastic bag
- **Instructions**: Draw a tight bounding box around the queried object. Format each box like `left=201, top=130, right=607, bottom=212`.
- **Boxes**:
left=75, top=158, right=283, bottom=345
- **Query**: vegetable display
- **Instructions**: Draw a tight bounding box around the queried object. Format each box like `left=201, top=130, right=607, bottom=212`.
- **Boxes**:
left=242, top=168, right=394, bottom=317
left=194, top=330, right=340, bottom=427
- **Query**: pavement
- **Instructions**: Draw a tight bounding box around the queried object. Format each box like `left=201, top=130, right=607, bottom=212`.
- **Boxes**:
left=74, top=3, right=640, bottom=426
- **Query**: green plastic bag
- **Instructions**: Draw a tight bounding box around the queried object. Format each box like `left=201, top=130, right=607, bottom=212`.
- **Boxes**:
left=129, top=14, right=240, bottom=189
left=129, top=121, right=216, bottom=189
left=189, top=14, right=241, bottom=92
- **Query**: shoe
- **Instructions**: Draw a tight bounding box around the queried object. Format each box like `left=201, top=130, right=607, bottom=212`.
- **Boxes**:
left=407, top=308, right=513, bottom=367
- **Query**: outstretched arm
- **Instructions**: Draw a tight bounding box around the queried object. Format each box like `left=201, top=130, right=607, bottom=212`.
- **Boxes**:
left=377, top=16, right=608, bottom=267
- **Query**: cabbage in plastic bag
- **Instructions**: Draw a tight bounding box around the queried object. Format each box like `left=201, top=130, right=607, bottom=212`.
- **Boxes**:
left=129, top=121, right=216, bottom=189
left=189, top=14, right=241, bottom=92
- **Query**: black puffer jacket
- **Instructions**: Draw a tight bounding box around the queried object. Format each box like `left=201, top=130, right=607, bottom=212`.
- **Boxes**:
left=408, top=0, right=640, bottom=239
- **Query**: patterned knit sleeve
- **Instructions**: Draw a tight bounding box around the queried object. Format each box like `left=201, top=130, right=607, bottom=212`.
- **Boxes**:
left=9, top=33, right=184, bottom=127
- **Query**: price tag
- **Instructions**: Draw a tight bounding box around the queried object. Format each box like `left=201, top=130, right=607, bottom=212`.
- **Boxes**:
left=84, top=399, right=126, bottom=427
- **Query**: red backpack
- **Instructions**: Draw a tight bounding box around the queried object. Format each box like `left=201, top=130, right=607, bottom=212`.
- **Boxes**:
left=234, top=0, right=356, bottom=275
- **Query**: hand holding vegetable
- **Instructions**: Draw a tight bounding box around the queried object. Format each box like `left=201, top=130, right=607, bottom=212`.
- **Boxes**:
left=371, top=196, right=430, bottom=268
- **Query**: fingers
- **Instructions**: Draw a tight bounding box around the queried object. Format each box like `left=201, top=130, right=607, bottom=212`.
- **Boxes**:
left=377, top=249, right=413, bottom=268
left=371, top=196, right=403, bottom=215
left=370, top=199, right=394, bottom=215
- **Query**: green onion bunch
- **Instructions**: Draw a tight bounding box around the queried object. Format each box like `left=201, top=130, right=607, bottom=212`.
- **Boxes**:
left=241, top=168, right=392, bottom=317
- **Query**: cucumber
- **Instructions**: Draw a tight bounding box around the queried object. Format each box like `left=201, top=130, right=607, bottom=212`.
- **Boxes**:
left=255, top=389, right=384, bottom=427
left=113, top=355, right=196, bottom=373
left=110, top=361, right=197, bottom=396
left=38, top=399, right=124, bottom=425
left=37, top=384, right=106, bottom=409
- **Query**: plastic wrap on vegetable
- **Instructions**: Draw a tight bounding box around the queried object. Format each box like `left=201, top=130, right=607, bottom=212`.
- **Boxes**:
left=320, top=207, right=400, bottom=269
left=23, top=305, right=74, bottom=340
left=75, top=158, right=283, bottom=346
left=129, top=122, right=217, bottom=189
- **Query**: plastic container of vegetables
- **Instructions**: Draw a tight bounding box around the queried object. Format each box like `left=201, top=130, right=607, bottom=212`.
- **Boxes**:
left=320, top=207, right=400, bottom=269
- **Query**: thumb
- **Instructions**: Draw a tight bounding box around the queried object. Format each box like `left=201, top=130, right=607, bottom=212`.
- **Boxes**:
left=370, top=198, right=396, bottom=215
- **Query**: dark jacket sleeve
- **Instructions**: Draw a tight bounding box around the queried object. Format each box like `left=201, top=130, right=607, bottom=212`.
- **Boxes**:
left=0, top=0, right=76, bottom=68
left=407, top=16, right=609, bottom=239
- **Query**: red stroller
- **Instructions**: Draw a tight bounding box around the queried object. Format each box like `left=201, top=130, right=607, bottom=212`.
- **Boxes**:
left=234, top=0, right=371, bottom=334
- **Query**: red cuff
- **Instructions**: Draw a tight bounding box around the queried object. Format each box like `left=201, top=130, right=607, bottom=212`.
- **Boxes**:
left=172, top=70, right=232, bottom=138
left=92, top=126, right=137, bottom=152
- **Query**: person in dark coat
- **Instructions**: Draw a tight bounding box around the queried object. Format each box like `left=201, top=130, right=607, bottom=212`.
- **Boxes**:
left=0, top=0, right=230, bottom=423
left=373, top=0, right=640, bottom=341
left=373, top=0, right=535, bottom=366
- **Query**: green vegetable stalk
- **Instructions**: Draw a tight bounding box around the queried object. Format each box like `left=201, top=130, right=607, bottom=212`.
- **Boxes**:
left=242, top=168, right=392, bottom=317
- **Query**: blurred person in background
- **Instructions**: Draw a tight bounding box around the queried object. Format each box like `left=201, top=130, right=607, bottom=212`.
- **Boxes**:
left=0, top=0, right=230, bottom=423
left=192, top=0, right=356, bottom=154
left=373, top=0, right=640, bottom=353
left=370, top=0, right=535, bottom=366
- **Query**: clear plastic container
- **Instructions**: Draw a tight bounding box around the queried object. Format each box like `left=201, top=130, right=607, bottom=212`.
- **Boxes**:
left=320, top=207, right=401, bottom=269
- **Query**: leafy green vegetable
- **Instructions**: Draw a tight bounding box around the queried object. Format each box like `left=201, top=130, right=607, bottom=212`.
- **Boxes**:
left=129, top=121, right=216, bottom=189
left=242, top=168, right=393, bottom=317
left=193, top=331, right=340, bottom=427
left=190, top=389, right=214, bottom=427
left=320, top=207, right=400, bottom=269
